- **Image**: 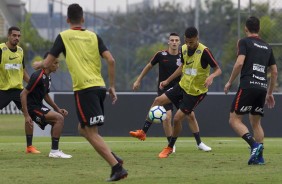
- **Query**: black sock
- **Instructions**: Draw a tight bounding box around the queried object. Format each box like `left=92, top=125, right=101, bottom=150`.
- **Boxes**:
left=26, top=135, right=33, bottom=147
left=193, top=132, right=201, bottom=145
left=167, top=136, right=172, bottom=143
left=112, top=163, right=122, bottom=172
left=242, top=133, right=257, bottom=148
left=168, top=137, right=178, bottom=148
left=51, top=137, right=60, bottom=150
left=142, top=120, right=152, bottom=133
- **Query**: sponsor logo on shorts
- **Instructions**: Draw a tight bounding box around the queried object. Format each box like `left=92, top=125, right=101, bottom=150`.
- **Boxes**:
left=254, top=107, right=263, bottom=114
left=90, top=115, right=104, bottom=125
left=240, top=106, right=252, bottom=112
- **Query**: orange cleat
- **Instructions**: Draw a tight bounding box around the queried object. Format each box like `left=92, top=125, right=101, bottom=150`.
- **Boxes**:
left=158, top=146, right=173, bottom=158
left=26, top=146, right=41, bottom=154
left=129, top=129, right=146, bottom=141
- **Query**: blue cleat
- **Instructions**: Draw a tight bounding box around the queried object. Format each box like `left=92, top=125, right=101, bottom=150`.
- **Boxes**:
left=248, top=144, right=263, bottom=165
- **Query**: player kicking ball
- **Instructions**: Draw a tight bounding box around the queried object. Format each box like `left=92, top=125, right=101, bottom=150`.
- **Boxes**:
left=20, top=53, right=72, bottom=158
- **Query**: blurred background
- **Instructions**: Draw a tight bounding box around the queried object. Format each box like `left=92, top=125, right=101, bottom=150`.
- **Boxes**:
left=0, top=0, right=281, bottom=92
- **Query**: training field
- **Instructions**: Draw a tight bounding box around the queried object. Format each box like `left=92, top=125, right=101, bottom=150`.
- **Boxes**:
left=1, top=115, right=282, bottom=184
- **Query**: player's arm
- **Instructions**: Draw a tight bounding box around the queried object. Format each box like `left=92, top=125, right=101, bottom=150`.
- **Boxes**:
left=159, top=64, right=182, bottom=90
left=33, top=35, right=63, bottom=70
left=23, top=68, right=30, bottom=83
left=98, top=34, right=117, bottom=104
left=265, top=49, right=278, bottom=108
left=133, top=63, right=153, bottom=91
left=203, top=48, right=222, bottom=88
left=224, top=55, right=245, bottom=94
left=44, top=94, right=68, bottom=116
left=102, top=50, right=117, bottom=104
left=20, top=88, right=33, bottom=127
left=224, top=39, right=245, bottom=94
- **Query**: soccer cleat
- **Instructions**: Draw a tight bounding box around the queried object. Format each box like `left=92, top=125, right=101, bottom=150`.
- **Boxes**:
left=107, top=167, right=128, bottom=182
left=129, top=129, right=146, bottom=141
left=172, top=145, right=176, bottom=153
left=257, top=155, right=265, bottom=165
left=248, top=144, right=263, bottom=165
left=26, top=146, right=41, bottom=154
left=49, top=150, right=72, bottom=158
left=197, top=142, right=212, bottom=152
left=159, top=146, right=173, bottom=158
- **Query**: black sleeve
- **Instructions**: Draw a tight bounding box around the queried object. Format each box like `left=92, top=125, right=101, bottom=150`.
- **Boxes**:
left=201, top=48, right=219, bottom=69
left=50, top=34, right=65, bottom=57
left=150, top=52, right=161, bottom=66
left=0, top=49, right=2, bottom=64
left=237, top=39, right=247, bottom=56
left=268, top=49, right=276, bottom=66
left=97, top=35, right=108, bottom=55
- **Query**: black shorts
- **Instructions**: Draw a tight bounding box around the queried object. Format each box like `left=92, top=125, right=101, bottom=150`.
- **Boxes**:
left=74, top=87, right=106, bottom=128
left=0, top=89, right=22, bottom=110
left=165, top=84, right=182, bottom=109
left=165, top=84, right=206, bottom=115
left=28, top=105, right=51, bottom=130
left=230, top=88, right=266, bottom=116
left=158, top=89, right=174, bottom=111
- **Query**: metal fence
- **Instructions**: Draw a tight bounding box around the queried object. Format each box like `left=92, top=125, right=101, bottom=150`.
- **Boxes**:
left=22, top=0, right=282, bottom=92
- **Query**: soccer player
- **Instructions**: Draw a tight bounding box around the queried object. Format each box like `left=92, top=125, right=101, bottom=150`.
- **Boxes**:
left=130, top=33, right=212, bottom=152
left=0, top=26, right=40, bottom=154
left=21, top=53, right=72, bottom=158
left=224, top=16, right=277, bottom=165
left=157, top=26, right=222, bottom=158
left=33, top=3, right=127, bottom=181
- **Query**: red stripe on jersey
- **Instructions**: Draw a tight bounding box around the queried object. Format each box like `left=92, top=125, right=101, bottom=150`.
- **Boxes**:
left=30, top=70, right=44, bottom=92
left=204, top=48, right=219, bottom=66
left=235, top=89, right=242, bottom=111
left=75, top=92, right=87, bottom=124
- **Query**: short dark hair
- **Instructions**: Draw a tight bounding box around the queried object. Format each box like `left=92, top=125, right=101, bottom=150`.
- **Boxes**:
left=246, top=16, right=260, bottom=33
left=184, top=27, right=198, bottom=38
left=67, top=3, right=83, bottom=24
left=169, top=32, right=179, bottom=37
left=8, top=26, right=20, bottom=35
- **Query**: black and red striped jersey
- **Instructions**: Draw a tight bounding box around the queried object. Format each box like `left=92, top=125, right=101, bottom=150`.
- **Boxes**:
left=25, top=69, right=51, bottom=110
left=150, top=50, right=182, bottom=92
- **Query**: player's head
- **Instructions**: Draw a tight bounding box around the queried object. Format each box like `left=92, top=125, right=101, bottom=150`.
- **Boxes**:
left=184, top=27, right=199, bottom=49
left=245, top=16, right=260, bottom=34
left=7, top=26, right=21, bottom=47
left=44, top=52, right=59, bottom=73
left=67, top=3, right=84, bottom=24
left=168, top=32, right=180, bottom=51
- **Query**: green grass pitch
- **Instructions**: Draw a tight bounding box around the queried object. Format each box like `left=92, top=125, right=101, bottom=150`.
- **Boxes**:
left=1, top=115, right=282, bottom=184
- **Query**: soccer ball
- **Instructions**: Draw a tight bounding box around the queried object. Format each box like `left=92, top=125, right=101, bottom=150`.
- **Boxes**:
left=148, top=106, right=167, bottom=123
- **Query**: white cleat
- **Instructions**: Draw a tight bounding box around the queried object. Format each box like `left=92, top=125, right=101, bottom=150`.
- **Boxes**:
left=172, top=145, right=176, bottom=153
left=49, top=150, right=72, bottom=158
left=197, top=142, right=212, bottom=152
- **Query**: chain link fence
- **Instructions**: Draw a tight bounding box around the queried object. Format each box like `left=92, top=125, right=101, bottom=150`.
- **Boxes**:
left=22, top=0, right=282, bottom=92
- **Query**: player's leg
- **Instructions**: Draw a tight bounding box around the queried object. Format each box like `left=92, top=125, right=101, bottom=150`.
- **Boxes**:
left=75, top=88, right=127, bottom=181
left=44, top=110, right=72, bottom=158
left=229, top=88, right=262, bottom=164
left=9, top=89, right=39, bottom=154
left=129, top=93, right=171, bottom=141
left=159, top=109, right=185, bottom=158
left=248, top=91, right=266, bottom=165
left=249, top=114, right=264, bottom=164
left=186, top=112, right=211, bottom=151
left=79, top=124, right=127, bottom=181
